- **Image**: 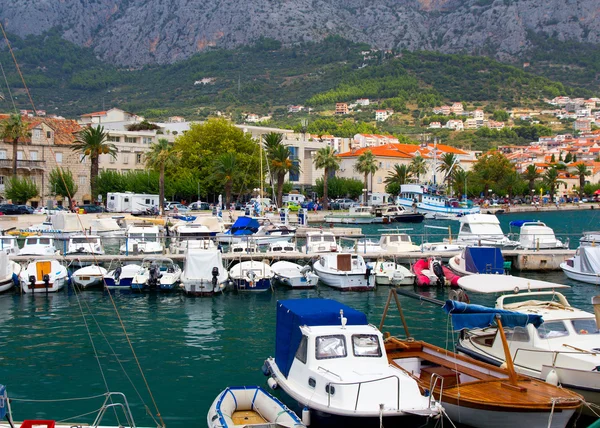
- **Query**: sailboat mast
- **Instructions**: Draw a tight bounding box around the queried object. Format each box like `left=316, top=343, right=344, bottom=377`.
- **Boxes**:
left=260, top=135, right=264, bottom=201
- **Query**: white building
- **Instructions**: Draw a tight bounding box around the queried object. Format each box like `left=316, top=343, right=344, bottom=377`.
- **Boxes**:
left=445, top=120, right=464, bottom=131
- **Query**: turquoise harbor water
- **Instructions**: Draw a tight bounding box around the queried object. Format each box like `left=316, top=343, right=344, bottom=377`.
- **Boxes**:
left=1, top=209, right=599, bottom=427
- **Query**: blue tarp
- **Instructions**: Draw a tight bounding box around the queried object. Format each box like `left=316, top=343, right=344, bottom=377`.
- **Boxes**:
left=465, top=247, right=505, bottom=274
left=229, top=216, right=260, bottom=235
left=443, top=300, right=543, bottom=331
left=509, top=220, right=537, bottom=227
left=275, top=299, right=368, bottom=378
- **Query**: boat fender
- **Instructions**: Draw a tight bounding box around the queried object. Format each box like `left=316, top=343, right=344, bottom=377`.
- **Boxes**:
left=267, top=377, right=278, bottom=390
left=545, top=369, right=559, bottom=386
left=365, top=265, right=372, bottom=280
left=261, top=362, right=271, bottom=376
left=12, top=273, right=18, bottom=286
left=302, top=407, right=311, bottom=426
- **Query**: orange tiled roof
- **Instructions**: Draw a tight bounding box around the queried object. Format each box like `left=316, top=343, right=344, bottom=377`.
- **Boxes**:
left=337, top=145, right=413, bottom=159
left=80, top=110, right=107, bottom=117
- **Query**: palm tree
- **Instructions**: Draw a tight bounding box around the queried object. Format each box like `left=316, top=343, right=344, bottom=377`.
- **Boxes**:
left=409, top=155, right=427, bottom=182
left=384, top=164, right=412, bottom=189
left=72, top=125, right=116, bottom=199
left=436, top=153, right=459, bottom=191
left=522, top=164, right=541, bottom=192
left=543, top=167, right=565, bottom=201
left=213, top=153, right=238, bottom=207
left=269, top=144, right=300, bottom=207
left=0, top=114, right=30, bottom=178
left=262, top=132, right=284, bottom=156
left=354, top=150, right=379, bottom=205
left=313, top=146, right=340, bottom=211
left=573, top=163, right=591, bottom=193
left=145, top=138, right=179, bottom=215
left=453, top=169, right=470, bottom=198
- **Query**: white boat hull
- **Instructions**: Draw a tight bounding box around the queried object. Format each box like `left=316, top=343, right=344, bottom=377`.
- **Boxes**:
left=560, top=262, right=600, bottom=284
left=72, top=265, right=108, bottom=288
left=313, top=267, right=374, bottom=291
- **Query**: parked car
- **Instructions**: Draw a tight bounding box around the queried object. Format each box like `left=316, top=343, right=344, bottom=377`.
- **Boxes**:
left=188, top=201, right=210, bottom=210
left=0, top=204, right=33, bottom=215
left=17, top=205, right=35, bottom=214
left=334, top=198, right=355, bottom=210
left=78, top=204, right=107, bottom=213
left=165, top=202, right=189, bottom=213
left=283, top=201, right=301, bottom=212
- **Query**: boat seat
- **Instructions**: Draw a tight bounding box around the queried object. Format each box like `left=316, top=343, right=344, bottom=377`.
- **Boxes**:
left=420, top=365, right=460, bottom=387
left=231, top=410, right=267, bottom=425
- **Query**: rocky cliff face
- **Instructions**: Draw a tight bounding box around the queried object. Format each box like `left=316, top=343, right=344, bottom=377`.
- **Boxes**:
left=1, top=0, right=598, bottom=66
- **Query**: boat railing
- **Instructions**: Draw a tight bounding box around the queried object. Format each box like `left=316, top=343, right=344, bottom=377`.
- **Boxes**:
left=428, top=373, right=444, bottom=408
left=512, top=347, right=592, bottom=369
left=92, top=392, right=138, bottom=427
left=325, top=374, right=402, bottom=411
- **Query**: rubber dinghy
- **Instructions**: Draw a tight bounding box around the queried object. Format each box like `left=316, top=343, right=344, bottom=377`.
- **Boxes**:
left=412, top=258, right=459, bottom=287
left=207, top=386, right=305, bottom=428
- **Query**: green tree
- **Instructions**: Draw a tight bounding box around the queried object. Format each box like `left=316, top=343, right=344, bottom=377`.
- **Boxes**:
left=550, top=153, right=556, bottom=163
left=262, top=132, right=284, bottom=156
left=573, top=163, right=591, bottom=193
left=453, top=169, right=471, bottom=197
left=492, top=110, right=509, bottom=121
left=5, top=177, right=38, bottom=204
left=384, top=164, right=412, bottom=194
left=543, top=167, right=565, bottom=201
left=436, top=153, right=459, bottom=191
left=96, top=170, right=128, bottom=200
left=472, top=151, right=515, bottom=197
left=0, top=114, right=30, bottom=178
left=522, top=164, right=541, bottom=192
left=564, top=153, right=573, bottom=163
left=48, top=168, right=78, bottom=209
left=72, top=125, right=116, bottom=199
left=145, top=138, right=179, bottom=215
left=212, top=153, right=238, bottom=206
left=354, top=150, right=378, bottom=204
left=313, top=146, right=340, bottom=210
left=269, top=144, right=300, bottom=206
left=409, top=155, right=427, bottom=182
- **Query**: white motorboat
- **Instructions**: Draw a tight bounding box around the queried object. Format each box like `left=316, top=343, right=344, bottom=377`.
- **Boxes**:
left=454, top=214, right=519, bottom=248
left=168, top=222, right=213, bottom=254
left=343, top=238, right=382, bottom=254
left=396, top=184, right=480, bottom=216
left=0, top=252, right=20, bottom=292
left=215, top=216, right=260, bottom=244
left=181, top=249, right=228, bottom=296
left=579, top=230, right=600, bottom=247
left=104, top=263, right=141, bottom=289
left=560, top=245, right=600, bottom=285
left=207, top=386, right=305, bottom=428
left=120, top=224, right=163, bottom=254
left=324, top=206, right=377, bottom=224
left=71, top=265, right=108, bottom=289
left=262, top=299, right=440, bottom=425
left=0, top=236, right=19, bottom=255
left=271, top=261, right=318, bottom=288
left=375, top=205, right=424, bottom=223
left=379, top=233, right=421, bottom=253
left=455, top=275, right=600, bottom=406
left=509, top=220, right=565, bottom=250
left=229, top=241, right=260, bottom=253
left=89, top=217, right=126, bottom=237
left=19, top=259, right=68, bottom=293
left=368, top=260, right=414, bottom=286
left=301, top=230, right=338, bottom=253
left=65, top=234, right=105, bottom=256
left=131, top=257, right=182, bottom=291
left=267, top=240, right=297, bottom=253
left=251, top=223, right=296, bottom=244
left=19, top=235, right=60, bottom=256
left=229, top=260, right=274, bottom=292
left=312, top=253, right=375, bottom=291
left=448, top=246, right=507, bottom=276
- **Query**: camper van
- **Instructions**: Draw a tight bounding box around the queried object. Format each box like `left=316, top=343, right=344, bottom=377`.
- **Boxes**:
left=106, top=192, right=160, bottom=213
left=282, top=193, right=306, bottom=204
left=359, top=192, right=390, bottom=206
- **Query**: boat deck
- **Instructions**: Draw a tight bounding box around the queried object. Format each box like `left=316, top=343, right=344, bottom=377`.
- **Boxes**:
left=231, top=410, right=267, bottom=425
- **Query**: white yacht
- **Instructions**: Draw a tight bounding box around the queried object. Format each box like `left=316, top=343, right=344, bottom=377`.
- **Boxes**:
left=181, top=249, right=228, bottom=296
left=509, top=220, right=565, bottom=250
left=301, top=230, right=338, bottom=254
left=271, top=261, right=318, bottom=288
left=262, top=299, right=440, bottom=425
left=560, top=246, right=600, bottom=285
left=20, top=235, right=60, bottom=256
left=119, top=224, right=163, bottom=254
left=312, top=253, right=375, bottom=291
left=455, top=275, right=600, bottom=406
left=396, top=184, right=479, bottom=216
left=65, top=234, right=105, bottom=256
left=19, top=259, right=68, bottom=293
left=454, top=214, right=519, bottom=248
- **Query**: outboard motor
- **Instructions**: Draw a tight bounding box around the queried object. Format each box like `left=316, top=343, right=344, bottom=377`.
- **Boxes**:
left=431, top=259, right=444, bottom=286
left=148, top=263, right=162, bottom=289
left=28, top=275, right=36, bottom=290
left=114, top=266, right=122, bottom=284
left=211, top=267, right=219, bottom=287
left=43, top=273, right=50, bottom=290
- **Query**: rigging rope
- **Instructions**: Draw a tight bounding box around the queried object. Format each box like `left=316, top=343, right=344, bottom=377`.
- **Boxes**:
left=0, top=58, right=17, bottom=113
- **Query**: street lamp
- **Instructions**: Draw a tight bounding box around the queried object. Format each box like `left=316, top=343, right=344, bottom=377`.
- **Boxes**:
left=362, top=188, right=368, bottom=206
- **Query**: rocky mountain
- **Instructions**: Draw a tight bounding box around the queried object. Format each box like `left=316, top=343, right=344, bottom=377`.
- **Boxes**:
left=0, top=0, right=598, bottom=66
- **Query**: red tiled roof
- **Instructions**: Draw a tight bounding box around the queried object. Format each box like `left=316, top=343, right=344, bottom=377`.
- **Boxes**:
left=80, top=110, right=107, bottom=117
left=337, top=145, right=413, bottom=159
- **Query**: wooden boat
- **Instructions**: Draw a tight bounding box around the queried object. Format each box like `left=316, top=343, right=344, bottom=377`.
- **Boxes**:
left=207, top=386, right=305, bottom=428
left=380, top=289, right=584, bottom=428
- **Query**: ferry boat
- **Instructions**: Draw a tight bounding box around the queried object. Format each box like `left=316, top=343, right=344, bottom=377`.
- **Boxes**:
left=396, top=184, right=479, bottom=216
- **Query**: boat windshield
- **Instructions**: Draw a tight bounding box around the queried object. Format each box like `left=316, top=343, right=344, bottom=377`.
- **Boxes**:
left=571, top=319, right=600, bottom=335
left=537, top=321, right=569, bottom=338
left=323, top=235, right=335, bottom=242
left=38, top=238, right=51, bottom=245
left=72, top=237, right=96, bottom=244
left=388, top=235, right=409, bottom=242
left=352, top=334, right=381, bottom=357
left=316, top=335, right=347, bottom=359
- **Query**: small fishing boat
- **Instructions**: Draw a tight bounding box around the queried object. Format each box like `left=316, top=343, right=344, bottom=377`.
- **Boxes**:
left=19, top=259, right=68, bottom=293
left=560, top=245, right=600, bottom=284
left=368, top=260, right=415, bottom=286
left=229, top=260, right=274, bottom=292
left=509, top=220, right=565, bottom=250
left=207, top=386, right=305, bottom=428
left=181, top=249, right=228, bottom=296
left=301, top=230, right=338, bottom=253
left=262, top=299, right=440, bottom=425
left=267, top=240, right=297, bottom=253
left=71, top=265, right=108, bottom=289
left=104, top=264, right=141, bottom=290
left=271, top=261, right=318, bottom=288
left=228, top=241, right=260, bottom=254
left=448, top=246, right=508, bottom=276
left=131, top=257, right=182, bottom=291
left=119, top=224, right=163, bottom=255
left=0, top=236, right=19, bottom=255
left=0, top=252, right=20, bottom=292
left=65, top=234, right=105, bottom=256
left=379, top=233, right=421, bottom=253
left=19, top=235, right=60, bottom=256
left=312, top=253, right=374, bottom=291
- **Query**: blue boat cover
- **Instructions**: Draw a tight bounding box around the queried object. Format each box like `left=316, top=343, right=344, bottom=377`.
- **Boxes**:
left=275, top=299, right=368, bottom=378
left=465, top=247, right=505, bottom=274
left=443, top=300, right=543, bottom=330
left=508, top=220, right=537, bottom=227
left=174, top=214, right=196, bottom=221
left=230, top=216, right=260, bottom=235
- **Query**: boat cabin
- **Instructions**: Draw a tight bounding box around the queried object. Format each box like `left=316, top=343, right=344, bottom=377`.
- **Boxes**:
left=304, top=231, right=337, bottom=253
left=379, top=233, right=420, bottom=252
left=66, top=234, right=104, bottom=255
left=126, top=225, right=160, bottom=242
left=20, top=236, right=58, bottom=256
left=0, top=236, right=19, bottom=255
